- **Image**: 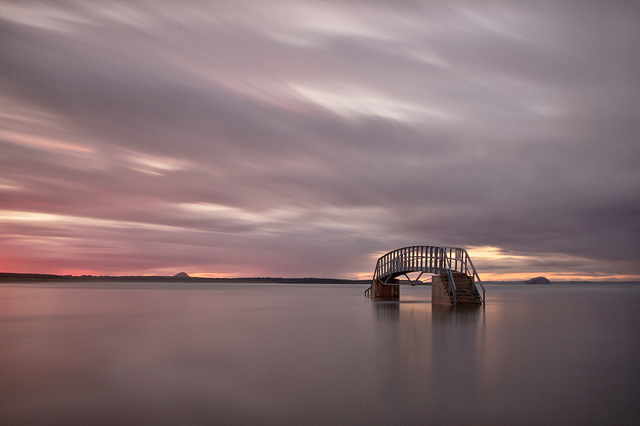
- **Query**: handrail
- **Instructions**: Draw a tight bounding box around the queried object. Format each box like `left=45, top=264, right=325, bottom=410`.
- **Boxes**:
left=441, top=247, right=457, bottom=304
left=463, top=249, right=485, bottom=302
left=371, top=245, right=484, bottom=304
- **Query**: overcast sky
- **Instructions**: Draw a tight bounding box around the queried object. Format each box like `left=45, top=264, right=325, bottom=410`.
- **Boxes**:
left=1, top=0, right=639, bottom=280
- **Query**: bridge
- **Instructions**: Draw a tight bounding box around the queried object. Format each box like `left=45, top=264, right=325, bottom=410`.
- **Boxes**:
left=365, top=246, right=485, bottom=305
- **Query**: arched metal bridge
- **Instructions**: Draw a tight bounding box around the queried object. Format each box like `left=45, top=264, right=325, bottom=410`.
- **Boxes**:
left=366, top=246, right=485, bottom=304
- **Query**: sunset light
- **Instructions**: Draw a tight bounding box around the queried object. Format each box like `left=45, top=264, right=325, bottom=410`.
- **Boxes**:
left=0, top=1, right=638, bottom=281
left=2, top=3, right=639, bottom=424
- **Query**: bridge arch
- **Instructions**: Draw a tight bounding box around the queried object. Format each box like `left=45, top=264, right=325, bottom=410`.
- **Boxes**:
left=366, top=246, right=485, bottom=304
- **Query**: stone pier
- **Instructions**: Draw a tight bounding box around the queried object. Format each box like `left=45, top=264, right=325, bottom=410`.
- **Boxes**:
left=431, top=275, right=451, bottom=304
left=370, top=277, right=399, bottom=300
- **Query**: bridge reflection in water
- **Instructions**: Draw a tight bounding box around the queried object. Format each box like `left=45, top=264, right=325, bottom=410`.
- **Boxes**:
left=370, top=296, right=485, bottom=420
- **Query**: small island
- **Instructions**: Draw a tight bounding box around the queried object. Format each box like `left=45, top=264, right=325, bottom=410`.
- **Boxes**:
left=523, top=276, right=551, bottom=284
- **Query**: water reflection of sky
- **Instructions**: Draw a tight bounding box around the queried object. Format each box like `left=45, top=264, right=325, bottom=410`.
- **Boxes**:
left=371, top=284, right=640, bottom=424
left=1, top=283, right=638, bottom=424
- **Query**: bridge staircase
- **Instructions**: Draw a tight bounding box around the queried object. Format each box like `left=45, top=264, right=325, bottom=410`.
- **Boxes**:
left=438, top=272, right=482, bottom=305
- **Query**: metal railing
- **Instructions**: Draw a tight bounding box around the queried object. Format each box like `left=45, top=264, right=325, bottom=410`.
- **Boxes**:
left=368, top=246, right=485, bottom=303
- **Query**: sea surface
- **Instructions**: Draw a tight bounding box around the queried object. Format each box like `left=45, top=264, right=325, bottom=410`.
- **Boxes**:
left=1, top=282, right=639, bottom=425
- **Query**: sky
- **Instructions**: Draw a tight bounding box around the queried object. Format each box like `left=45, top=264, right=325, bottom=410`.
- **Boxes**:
left=1, top=0, right=639, bottom=280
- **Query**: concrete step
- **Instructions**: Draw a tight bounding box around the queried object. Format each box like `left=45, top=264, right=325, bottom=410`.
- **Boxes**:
left=435, top=272, right=483, bottom=305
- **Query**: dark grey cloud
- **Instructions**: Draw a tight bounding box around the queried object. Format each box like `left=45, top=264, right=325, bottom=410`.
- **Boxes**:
left=1, top=0, right=639, bottom=279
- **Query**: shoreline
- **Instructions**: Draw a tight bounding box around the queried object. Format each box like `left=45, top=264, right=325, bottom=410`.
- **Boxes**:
left=1, top=273, right=638, bottom=286
left=0, top=272, right=368, bottom=285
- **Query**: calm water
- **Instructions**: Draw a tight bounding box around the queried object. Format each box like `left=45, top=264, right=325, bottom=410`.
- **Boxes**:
left=1, top=282, right=639, bottom=425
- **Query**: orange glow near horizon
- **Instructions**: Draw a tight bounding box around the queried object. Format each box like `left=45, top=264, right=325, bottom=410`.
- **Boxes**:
left=1, top=236, right=638, bottom=281
left=2, top=265, right=639, bottom=282
left=353, top=270, right=639, bottom=282
left=478, top=272, right=640, bottom=282
left=351, top=246, right=640, bottom=282
left=188, top=272, right=247, bottom=279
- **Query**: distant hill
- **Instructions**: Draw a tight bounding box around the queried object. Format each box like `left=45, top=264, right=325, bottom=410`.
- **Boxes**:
left=173, top=272, right=190, bottom=278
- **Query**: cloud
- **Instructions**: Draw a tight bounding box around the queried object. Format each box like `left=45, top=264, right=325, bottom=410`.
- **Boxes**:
left=1, top=0, right=639, bottom=279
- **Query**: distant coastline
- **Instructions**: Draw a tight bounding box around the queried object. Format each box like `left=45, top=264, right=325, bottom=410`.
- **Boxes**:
left=0, top=272, right=368, bottom=285
left=1, top=273, right=638, bottom=285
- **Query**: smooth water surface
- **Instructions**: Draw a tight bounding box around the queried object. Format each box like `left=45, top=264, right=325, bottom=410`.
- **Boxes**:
left=1, top=282, right=639, bottom=424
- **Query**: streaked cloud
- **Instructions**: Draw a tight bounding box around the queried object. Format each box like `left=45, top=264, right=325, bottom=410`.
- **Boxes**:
left=1, top=0, right=638, bottom=279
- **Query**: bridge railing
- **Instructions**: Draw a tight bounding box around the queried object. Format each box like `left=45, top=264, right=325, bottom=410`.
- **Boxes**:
left=373, top=246, right=446, bottom=281
left=371, top=245, right=485, bottom=303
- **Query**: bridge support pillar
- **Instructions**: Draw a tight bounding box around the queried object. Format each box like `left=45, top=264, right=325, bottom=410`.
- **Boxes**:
left=432, top=275, right=452, bottom=305
left=370, top=278, right=399, bottom=299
